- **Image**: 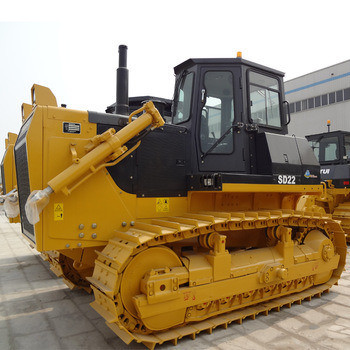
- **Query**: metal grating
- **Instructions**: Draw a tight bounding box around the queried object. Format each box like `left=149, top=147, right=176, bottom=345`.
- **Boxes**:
left=14, top=116, right=35, bottom=242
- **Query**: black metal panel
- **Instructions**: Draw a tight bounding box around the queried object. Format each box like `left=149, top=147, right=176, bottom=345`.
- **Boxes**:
left=98, top=122, right=135, bottom=194
left=320, top=164, right=350, bottom=188
left=91, top=111, right=189, bottom=197
left=135, top=127, right=188, bottom=197
left=295, top=136, right=320, bottom=184
left=256, top=132, right=320, bottom=184
left=14, top=117, right=35, bottom=242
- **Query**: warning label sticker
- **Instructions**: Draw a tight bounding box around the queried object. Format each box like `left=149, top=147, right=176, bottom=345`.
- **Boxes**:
left=54, top=203, right=64, bottom=221
left=156, top=198, right=170, bottom=213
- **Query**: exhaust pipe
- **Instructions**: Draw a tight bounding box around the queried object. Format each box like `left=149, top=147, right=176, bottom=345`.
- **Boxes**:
left=116, top=45, right=129, bottom=115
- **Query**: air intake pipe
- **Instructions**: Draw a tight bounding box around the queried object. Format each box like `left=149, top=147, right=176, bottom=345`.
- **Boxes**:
left=116, top=45, right=129, bottom=115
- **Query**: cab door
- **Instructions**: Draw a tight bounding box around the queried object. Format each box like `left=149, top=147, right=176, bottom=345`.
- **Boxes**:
left=197, top=67, right=246, bottom=172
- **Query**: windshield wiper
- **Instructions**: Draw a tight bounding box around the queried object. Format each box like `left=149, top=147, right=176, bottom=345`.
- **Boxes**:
left=201, top=122, right=244, bottom=160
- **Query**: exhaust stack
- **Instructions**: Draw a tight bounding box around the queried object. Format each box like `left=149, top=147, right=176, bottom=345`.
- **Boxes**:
left=116, top=45, right=129, bottom=115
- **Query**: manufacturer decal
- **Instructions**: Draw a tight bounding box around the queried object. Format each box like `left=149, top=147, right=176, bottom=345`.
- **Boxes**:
left=304, top=170, right=318, bottom=179
left=63, top=122, right=81, bottom=134
left=320, top=168, right=330, bottom=175
left=277, top=175, right=296, bottom=184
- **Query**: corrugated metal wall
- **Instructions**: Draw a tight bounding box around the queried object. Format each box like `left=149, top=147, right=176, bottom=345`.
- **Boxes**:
left=285, top=60, right=350, bottom=137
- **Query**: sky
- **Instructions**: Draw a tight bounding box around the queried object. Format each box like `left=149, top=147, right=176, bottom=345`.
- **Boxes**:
left=0, top=0, right=349, bottom=158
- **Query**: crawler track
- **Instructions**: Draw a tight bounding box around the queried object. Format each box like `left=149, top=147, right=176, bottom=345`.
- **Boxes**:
left=106, top=281, right=335, bottom=349
left=88, top=209, right=346, bottom=349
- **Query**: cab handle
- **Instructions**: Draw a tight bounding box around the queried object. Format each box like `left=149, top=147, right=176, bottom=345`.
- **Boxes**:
left=283, top=100, right=291, bottom=125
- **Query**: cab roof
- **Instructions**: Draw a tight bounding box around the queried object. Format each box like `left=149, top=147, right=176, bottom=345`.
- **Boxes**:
left=174, top=57, right=285, bottom=77
left=306, top=130, right=350, bottom=140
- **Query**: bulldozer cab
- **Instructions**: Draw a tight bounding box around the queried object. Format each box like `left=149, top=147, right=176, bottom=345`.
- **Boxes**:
left=306, top=130, right=350, bottom=165
left=172, top=57, right=288, bottom=173
left=306, top=130, right=350, bottom=188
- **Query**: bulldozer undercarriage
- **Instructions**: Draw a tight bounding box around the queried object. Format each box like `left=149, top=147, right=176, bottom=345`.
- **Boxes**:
left=41, top=250, right=97, bottom=293
left=77, top=209, right=346, bottom=350
left=332, top=201, right=350, bottom=242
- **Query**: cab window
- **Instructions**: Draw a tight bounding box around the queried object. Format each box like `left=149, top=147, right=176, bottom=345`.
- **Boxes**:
left=344, top=135, right=350, bottom=159
left=173, top=72, right=194, bottom=124
left=249, top=71, right=281, bottom=127
left=309, top=136, right=339, bottom=162
left=200, top=71, right=235, bottom=154
left=309, top=140, right=320, bottom=160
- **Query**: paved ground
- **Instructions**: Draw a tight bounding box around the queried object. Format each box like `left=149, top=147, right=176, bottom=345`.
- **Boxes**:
left=1, top=213, right=350, bottom=350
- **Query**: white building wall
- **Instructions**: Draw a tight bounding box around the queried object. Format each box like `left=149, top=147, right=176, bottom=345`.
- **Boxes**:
left=288, top=102, right=350, bottom=136
left=285, top=60, right=350, bottom=137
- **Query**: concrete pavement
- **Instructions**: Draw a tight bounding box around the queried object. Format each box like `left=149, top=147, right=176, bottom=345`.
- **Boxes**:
left=1, top=212, right=350, bottom=350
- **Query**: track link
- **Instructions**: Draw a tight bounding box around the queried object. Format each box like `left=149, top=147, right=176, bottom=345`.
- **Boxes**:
left=88, top=209, right=346, bottom=349
left=106, top=281, right=335, bottom=350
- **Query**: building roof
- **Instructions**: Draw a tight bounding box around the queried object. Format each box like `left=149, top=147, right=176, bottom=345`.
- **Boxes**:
left=285, top=59, right=350, bottom=84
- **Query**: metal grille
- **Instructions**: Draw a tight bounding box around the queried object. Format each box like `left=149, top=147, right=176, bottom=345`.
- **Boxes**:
left=14, top=117, right=35, bottom=242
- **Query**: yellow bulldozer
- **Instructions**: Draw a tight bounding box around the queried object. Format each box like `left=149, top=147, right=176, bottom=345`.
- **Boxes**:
left=13, top=46, right=346, bottom=349
left=1, top=132, right=20, bottom=223
left=1, top=101, right=34, bottom=223
left=305, top=130, right=350, bottom=242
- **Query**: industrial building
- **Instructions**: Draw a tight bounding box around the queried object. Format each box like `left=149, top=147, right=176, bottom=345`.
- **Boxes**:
left=285, top=60, right=350, bottom=137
